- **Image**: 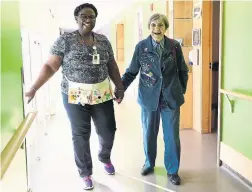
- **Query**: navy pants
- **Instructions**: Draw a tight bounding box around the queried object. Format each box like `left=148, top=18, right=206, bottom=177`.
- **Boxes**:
left=141, top=106, right=180, bottom=174
left=62, top=93, right=116, bottom=177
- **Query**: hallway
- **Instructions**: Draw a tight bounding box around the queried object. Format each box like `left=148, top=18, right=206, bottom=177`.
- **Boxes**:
left=30, top=89, right=251, bottom=192
left=2, top=1, right=252, bottom=192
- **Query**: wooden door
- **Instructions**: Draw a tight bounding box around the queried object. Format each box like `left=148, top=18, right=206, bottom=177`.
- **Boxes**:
left=172, top=1, right=194, bottom=129
left=116, top=24, right=124, bottom=69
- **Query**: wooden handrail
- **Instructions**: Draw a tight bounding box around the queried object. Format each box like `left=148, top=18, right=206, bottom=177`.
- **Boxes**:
left=220, top=89, right=252, bottom=102
left=1, top=111, right=37, bottom=179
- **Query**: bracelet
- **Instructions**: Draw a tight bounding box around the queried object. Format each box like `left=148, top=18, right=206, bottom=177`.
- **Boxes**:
left=31, top=87, right=37, bottom=92
left=116, top=89, right=124, bottom=92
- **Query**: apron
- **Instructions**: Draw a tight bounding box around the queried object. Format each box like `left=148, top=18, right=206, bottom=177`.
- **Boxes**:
left=66, top=76, right=114, bottom=106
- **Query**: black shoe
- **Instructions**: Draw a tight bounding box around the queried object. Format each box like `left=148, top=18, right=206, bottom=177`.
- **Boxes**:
left=168, top=174, right=181, bottom=185
left=141, top=167, right=154, bottom=176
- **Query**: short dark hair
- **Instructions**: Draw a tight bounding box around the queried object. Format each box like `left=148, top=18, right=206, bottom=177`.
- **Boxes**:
left=74, top=3, right=98, bottom=17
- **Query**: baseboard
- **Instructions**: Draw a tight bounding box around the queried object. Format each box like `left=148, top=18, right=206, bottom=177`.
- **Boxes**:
left=220, top=142, right=252, bottom=183
left=222, top=163, right=252, bottom=188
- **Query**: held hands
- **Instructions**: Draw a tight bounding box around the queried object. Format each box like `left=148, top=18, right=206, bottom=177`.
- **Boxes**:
left=114, top=88, right=124, bottom=104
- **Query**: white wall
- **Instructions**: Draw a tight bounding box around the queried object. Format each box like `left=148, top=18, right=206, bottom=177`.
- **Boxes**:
left=19, top=2, right=61, bottom=190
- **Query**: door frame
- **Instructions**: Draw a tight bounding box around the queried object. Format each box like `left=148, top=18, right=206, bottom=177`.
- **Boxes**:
left=217, top=0, right=224, bottom=167
left=200, top=1, right=212, bottom=134
left=202, top=0, right=223, bottom=165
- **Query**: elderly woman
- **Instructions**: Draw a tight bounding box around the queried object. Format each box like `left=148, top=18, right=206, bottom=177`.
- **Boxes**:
left=25, top=3, right=124, bottom=190
left=121, top=13, right=189, bottom=185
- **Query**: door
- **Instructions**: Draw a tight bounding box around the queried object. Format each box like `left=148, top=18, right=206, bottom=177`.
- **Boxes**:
left=202, top=1, right=220, bottom=133
left=116, top=24, right=124, bottom=73
left=169, top=0, right=194, bottom=129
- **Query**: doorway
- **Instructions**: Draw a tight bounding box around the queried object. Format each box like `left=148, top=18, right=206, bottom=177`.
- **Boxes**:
left=202, top=0, right=221, bottom=133
left=210, top=1, right=220, bottom=133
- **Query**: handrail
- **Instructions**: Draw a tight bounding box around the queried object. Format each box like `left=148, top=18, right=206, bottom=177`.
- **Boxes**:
left=1, top=111, right=37, bottom=180
left=220, top=89, right=252, bottom=113
left=220, top=89, right=252, bottom=102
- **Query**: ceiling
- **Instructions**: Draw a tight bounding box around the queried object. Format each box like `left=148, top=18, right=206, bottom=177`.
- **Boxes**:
left=48, top=0, right=137, bottom=31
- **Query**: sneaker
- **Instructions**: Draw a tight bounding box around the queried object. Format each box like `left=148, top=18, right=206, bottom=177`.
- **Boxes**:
left=83, top=176, right=94, bottom=190
left=104, top=162, right=115, bottom=175
left=168, top=174, right=181, bottom=185
left=141, top=166, right=154, bottom=176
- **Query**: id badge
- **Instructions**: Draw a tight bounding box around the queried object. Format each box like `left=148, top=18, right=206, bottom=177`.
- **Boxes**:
left=92, top=54, right=100, bottom=64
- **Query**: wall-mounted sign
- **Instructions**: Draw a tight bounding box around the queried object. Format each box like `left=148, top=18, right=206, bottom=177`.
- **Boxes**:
left=193, top=2, right=202, bottom=19
left=192, top=29, right=201, bottom=46
left=189, top=49, right=199, bottom=65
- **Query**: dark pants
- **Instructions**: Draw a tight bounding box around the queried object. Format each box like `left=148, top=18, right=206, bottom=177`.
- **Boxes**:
left=62, top=93, right=116, bottom=177
left=141, top=105, right=180, bottom=174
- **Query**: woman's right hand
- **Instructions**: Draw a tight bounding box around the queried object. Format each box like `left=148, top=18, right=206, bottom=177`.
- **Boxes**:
left=24, top=55, right=62, bottom=104
left=25, top=88, right=36, bottom=104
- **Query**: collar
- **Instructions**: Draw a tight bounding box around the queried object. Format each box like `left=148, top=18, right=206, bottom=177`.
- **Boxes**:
left=144, top=35, right=173, bottom=55
left=152, top=37, right=165, bottom=49
left=75, top=30, right=99, bottom=44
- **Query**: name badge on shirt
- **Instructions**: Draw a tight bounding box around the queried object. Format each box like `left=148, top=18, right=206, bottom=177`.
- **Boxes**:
left=92, top=45, right=100, bottom=64
left=92, top=54, right=100, bottom=64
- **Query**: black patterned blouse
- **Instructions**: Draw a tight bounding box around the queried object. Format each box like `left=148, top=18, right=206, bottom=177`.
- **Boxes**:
left=50, top=30, right=114, bottom=94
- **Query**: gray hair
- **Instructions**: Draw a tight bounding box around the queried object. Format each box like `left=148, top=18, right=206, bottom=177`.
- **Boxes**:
left=148, top=13, right=169, bottom=29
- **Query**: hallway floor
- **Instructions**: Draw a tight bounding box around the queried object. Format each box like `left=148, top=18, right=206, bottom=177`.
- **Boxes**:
left=30, top=90, right=251, bottom=192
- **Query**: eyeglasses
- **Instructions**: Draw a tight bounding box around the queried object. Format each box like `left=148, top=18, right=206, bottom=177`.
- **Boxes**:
left=150, top=23, right=165, bottom=29
left=78, top=14, right=96, bottom=21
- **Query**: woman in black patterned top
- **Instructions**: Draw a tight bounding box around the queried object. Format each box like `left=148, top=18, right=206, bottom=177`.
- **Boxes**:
left=25, top=3, right=124, bottom=190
